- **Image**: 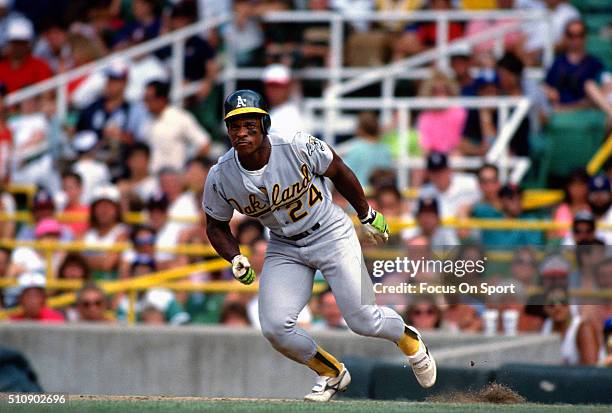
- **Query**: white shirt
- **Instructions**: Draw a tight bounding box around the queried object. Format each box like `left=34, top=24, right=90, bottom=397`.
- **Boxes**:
left=125, top=56, right=168, bottom=102
left=72, top=159, right=111, bottom=204
left=155, top=222, right=183, bottom=262
left=269, top=101, right=306, bottom=139
left=168, top=191, right=199, bottom=231
left=145, top=106, right=211, bottom=174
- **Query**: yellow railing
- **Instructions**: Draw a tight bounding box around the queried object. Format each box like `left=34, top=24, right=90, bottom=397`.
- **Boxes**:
left=587, top=133, right=612, bottom=175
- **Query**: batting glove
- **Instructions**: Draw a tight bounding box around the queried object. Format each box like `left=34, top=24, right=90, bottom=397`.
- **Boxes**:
left=231, top=254, right=256, bottom=285
left=360, top=206, right=390, bottom=245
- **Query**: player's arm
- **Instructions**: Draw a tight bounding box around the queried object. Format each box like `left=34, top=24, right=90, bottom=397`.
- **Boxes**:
left=205, top=214, right=256, bottom=285
left=323, top=148, right=389, bottom=244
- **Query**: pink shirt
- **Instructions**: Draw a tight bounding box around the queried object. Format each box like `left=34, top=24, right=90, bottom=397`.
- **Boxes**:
left=417, top=107, right=467, bottom=153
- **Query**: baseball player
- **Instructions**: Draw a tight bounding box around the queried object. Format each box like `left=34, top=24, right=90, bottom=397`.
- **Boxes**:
left=204, top=90, right=436, bottom=402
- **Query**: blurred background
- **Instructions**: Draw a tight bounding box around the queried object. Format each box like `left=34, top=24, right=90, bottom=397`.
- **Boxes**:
left=0, top=0, right=611, bottom=405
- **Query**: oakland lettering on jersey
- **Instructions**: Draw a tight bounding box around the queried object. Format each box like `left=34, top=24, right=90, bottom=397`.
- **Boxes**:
left=227, top=164, right=313, bottom=217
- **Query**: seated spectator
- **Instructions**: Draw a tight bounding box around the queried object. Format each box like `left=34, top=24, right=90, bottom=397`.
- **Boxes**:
left=139, top=288, right=190, bottom=325
left=543, top=20, right=604, bottom=111
left=571, top=240, right=606, bottom=291
left=57, top=254, right=89, bottom=282
left=0, top=18, right=52, bottom=93
left=404, top=296, right=442, bottom=331
left=416, top=71, right=467, bottom=155
left=74, top=283, right=113, bottom=323
left=130, top=253, right=157, bottom=277
left=223, top=0, right=265, bottom=67
left=83, top=186, right=128, bottom=280
left=263, top=64, right=306, bottom=138
left=33, top=18, right=70, bottom=73
left=311, top=289, right=348, bottom=331
left=464, top=0, right=525, bottom=56
left=220, top=301, right=251, bottom=327
left=551, top=168, right=590, bottom=241
left=564, top=210, right=598, bottom=245
left=113, top=0, right=161, bottom=50
left=406, top=197, right=458, bottom=247
left=539, top=254, right=571, bottom=293
left=410, top=0, right=464, bottom=55
left=146, top=193, right=182, bottom=270
left=9, top=272, right=64, bottom=323
left=449, top=45, right=477, bottom=96
left=544, top=0, right=580, bottom=50
left=57, top=172, right=89, bottom=238
left=342, top=112, right=392, bottom=186
left=420, top=152, right=480, bottom=221
left=75, top=59, right=135, bottom=153
left=120, top=225, right=157, bottom=279
left=460, top=72, right=500, bottom=156
left=443, top=302, right=483, bottom=333
left=470, top=163, right=503, bottom=218
left=71, top=131, right=111, bottom=205
left=0, top=1, right=25, bottom=51
left=587, top=174, right=612, bottom=244
left=542, top=288, right=600, bottom=365
left=117, top=143, right=159, bottom=210
left=510, top=247, right=539, bottom=290
left=142, top=81, right=211, bottom=174
left=479, top=184, right=543, bottom=248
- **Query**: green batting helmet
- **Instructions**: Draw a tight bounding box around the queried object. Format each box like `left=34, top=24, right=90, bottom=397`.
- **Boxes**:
left=223, top=89, right=271, bottom=134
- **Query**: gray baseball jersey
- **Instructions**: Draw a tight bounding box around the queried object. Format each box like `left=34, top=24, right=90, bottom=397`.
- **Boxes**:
left=203, top=132, right=343, bottom=238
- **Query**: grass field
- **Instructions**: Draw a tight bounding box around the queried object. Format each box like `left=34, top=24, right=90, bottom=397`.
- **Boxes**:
left=3, top=397, right=611, bottom=413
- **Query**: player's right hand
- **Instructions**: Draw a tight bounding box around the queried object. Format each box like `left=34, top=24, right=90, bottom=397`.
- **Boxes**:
left=231, top=254, right=256, bottom=285
left=360, top=206, right=390, bottom=245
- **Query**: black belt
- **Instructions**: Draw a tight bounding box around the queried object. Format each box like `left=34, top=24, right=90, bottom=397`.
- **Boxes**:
left=274, top=223, right=321, bottom=242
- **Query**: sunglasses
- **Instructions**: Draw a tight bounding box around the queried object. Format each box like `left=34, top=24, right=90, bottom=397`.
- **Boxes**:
left=573, top=227, right=594, bottom=235
left=566, top=31, right=585, bottom=39
left=79, top=299, right=103, bottom=308
left=412, top=308, right=435, bottom=316
left=512, top=259, right=534, bottom=266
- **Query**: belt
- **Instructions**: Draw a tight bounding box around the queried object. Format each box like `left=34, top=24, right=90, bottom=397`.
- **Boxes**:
left=274, top=223, right=321, bottom=242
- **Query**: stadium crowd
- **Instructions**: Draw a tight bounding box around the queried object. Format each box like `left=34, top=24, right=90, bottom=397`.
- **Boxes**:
left=0, top=0, right=610, bottom=367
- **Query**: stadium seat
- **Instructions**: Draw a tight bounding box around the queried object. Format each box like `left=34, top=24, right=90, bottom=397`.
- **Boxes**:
left=586, top=37, right=612, bottom=69
left=571, top=0, right=612, bottom=13
left=495, top=364, right=612, bottom=404
left=544, top=109, right=606, bottom=180
left=584, top=14, right=611, bottom=35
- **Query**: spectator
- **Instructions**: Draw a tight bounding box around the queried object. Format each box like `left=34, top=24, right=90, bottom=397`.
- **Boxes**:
left=83, top=186, right=128, bottom=280
left=543, top=20, right=604, bottom=111
left=479, top=184, right=543, bottom=248
left=119, top=225, right=157, bottom=279
left=146, top=193, right=182, bottom=270
left=117, top=142, right=159, bottom=209
left=57, top=253, right=90, bottom=281
left=510, top=247, right=539, bottom=290
left=0, top=17, right=52, bottom=93
left=496, top=52, right=530, bottom=157
left=113, top=0, right=161, bottom=49
left=593, top=256, right=612, bottom=290
left=460, top=72, right=500, bottom=156
left=449, top=45, right=477, bottom=96
left=552, top=168, right=590, bottom=241
left=57, top=172, right=89, bottom=238
left=470, top=164, right=502, bottom=219
left=130, top=254, right=157, bottom=277
left=32, top=18, right=70, bottom=73
left=571, top=240, right=606, bottom=291
left=342, top=111, right=392, bottom=186
left=9, top=272, right=64, bottom=322
left=74, top=283, right=113, bottom=323
left=220, top=301, right=251, bottom=327
left=409, top=196, right=459, bottom=247
left=223, top=0, right=265, bottom=67
left=16, top=189, right=73, bottom=242
left=565, top=210, right=598, bottom=245
left=587, top=174, right=612, bottom=244
left=411, top=0, right=463, bottom=55
left=158, top=167, right=198, bottom=230
left=262, top=64, right=306, bottom=138
left=71, top=130, right=111, bottom=204
left=139, top=288, right=190, bottom=325
left=404, top=296, right=442, bottom=331
left=420, top=152, right=480, bottom=220
left=464, top=0, right=524, bottom=57
left=416, top=71, right=467, bottom=155
left=539, top=254, right=571, bottom=292
left=311, top=289, right=348, bottom=331
left=542, top=288, right=600, bottom=366
left=75, top=59, right=135, bottom=149
left=142, top=80, right=211, bottom=174
left=0, top=0, right=25, bottom=50
left=544, top=0, right=580, bottom=49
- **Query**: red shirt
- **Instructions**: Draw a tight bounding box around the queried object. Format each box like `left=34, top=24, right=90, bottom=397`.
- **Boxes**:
left=418, top=22, right=464, bottom=47
left=0, top=55, right=53, bottom=93
left=10, top=307, right=65, bottom=323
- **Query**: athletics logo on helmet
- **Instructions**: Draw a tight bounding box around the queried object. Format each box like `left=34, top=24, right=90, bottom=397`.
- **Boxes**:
left=224, top=89, right=271, bottom=133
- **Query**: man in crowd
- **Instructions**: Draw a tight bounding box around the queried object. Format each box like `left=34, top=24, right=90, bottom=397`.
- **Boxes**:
left=10, top=272, right=64, bottom=322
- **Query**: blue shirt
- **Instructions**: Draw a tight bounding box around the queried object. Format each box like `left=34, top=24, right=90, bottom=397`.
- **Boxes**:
left=545, top=54, right=604, bottom=104
left=342, top=138, right=393, bottom=186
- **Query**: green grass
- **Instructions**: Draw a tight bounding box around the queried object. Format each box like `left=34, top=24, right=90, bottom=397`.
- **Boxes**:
left=3, top=399, right=611, bottom=413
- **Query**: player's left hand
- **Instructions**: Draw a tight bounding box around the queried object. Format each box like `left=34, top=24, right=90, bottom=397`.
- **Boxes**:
left=360, top=206, right=389, bottom=245
left=231, top=254, right=256, bottom=284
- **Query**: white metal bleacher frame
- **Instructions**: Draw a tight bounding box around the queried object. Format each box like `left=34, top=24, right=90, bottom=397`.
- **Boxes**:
left=4, top=9, right=551, bottom=188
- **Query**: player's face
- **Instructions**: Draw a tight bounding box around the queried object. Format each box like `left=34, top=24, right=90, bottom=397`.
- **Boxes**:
left=227, top=116, right=264, bottom=155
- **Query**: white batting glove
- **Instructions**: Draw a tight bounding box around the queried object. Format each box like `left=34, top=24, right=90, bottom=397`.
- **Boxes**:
left=231, top=254, right=256, bottom=285
left=360, top=206, right=390, bottom=245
